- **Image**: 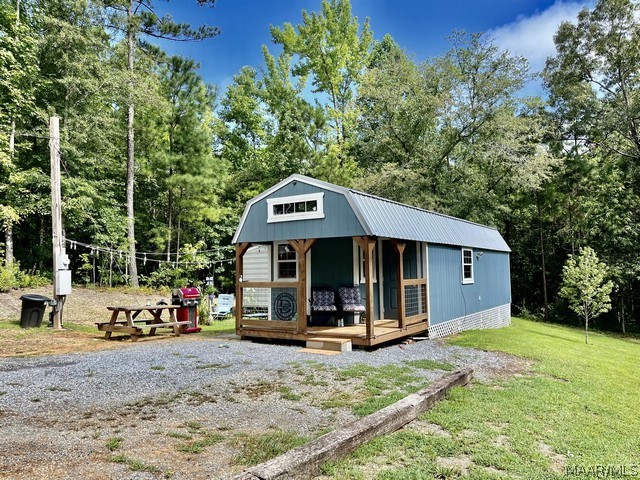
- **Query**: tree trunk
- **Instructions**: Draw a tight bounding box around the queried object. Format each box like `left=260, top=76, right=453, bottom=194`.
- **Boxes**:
left=5, top=223, right=14, bottom=265
left=621, top=293, right=626, bottom=334
left=176, top=214, right=181, bottom=265
left=6, top=117, right=15, bottom=265
left=584, top=301, right=589, bottom=344
left=126, top=1, right=138, bottom=287
left=166, top=188, right=172, bottom=262
left=537, top=195, right=549, bottom=322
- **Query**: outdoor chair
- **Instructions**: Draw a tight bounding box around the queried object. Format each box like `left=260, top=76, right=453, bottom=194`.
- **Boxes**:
left=338, top=285, right=366, bottom=325
left=310, top=289, right=338, bottom=325
left=211, top=293, right=234, bottom=321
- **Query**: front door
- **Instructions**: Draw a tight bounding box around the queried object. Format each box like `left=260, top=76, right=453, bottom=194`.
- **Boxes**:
left=382, top=240, right=397, bottom=319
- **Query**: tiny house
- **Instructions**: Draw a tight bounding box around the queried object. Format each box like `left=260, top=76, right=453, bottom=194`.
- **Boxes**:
left=232, top=175, right=511, bottom=347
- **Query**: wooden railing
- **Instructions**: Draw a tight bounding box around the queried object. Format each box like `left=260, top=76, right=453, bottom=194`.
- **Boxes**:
left=238, top=282, right=298, bottom=330
left=404, top=278, right=428, bottom=325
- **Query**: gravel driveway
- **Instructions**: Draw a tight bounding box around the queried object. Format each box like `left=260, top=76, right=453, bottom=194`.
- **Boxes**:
left=0, top=335, right=524, bottom=479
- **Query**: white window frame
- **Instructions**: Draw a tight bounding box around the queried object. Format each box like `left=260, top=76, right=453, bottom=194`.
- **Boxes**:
left=273, top=241, right=298, bottom=281
left=267, top=192, right=325, bottom=223
left=353, top=242, right=377, bottom=284
left=461, top=248, right=474, bottom=284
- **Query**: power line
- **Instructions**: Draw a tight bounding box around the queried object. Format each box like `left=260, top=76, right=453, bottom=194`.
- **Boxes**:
left=65, top=238, right=235, bottom=267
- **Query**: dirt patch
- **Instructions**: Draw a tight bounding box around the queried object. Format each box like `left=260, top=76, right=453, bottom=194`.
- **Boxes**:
left=436, top=454, right=473, bottom=474
left=404, top=419, right=452, bottom=437
left=538, top=441, right=567, bottom=473
left=0, top=286, right=187, bottom=358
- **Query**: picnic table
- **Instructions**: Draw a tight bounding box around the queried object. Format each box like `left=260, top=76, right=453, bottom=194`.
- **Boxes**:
left=97, top=305, right=189, bottom=341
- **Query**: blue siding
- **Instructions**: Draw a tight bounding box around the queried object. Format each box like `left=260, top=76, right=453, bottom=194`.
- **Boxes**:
left=235, top=183, right=365, bottom=243
left=428, top=244, right=511, bottom=325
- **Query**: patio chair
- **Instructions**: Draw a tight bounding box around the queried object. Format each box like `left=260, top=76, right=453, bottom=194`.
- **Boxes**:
left=338, top=286, right=366, bottom=325
left=310, top=289, right=338, bottom=326
left=211, top=293, right=234, bottom=321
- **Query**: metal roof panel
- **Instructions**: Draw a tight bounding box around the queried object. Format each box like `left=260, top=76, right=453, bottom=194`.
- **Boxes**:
left=348, top=191, right=511, bottom=252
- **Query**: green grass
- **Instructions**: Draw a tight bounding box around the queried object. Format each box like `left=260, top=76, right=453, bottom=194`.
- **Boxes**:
left=278, top=386, right=302, bottom=401
left=106, top=436, right=123, bottom=451
left=149, top=365, right=165, bottom=371
left=195, top=362, right=230, bottom=370
left=404, top=359, right=456, bottom=371
left=0, top=320, right=20, bottom=330
left=333, top=363, right=422, bottom=417
left=231, top=431, right=308, bottom=466
left=177, top=432, right=225, bottom=454
left=110, top=454, right=160, bottom=473
left=200, top=318, right=236, bottom=335
left=326, top=318, right=640, bottom=479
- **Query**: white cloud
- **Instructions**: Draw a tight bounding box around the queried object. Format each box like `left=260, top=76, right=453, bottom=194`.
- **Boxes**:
left=488, top=1, right=592, bottom=74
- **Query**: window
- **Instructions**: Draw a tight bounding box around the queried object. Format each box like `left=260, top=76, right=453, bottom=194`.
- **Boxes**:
left=267, top=193, right=324, bottom=223
left=275, top=242, right=297, bottom=280
left=462, top=248, right=474, bottom=284
left=353, top=243, right=377, bottom=284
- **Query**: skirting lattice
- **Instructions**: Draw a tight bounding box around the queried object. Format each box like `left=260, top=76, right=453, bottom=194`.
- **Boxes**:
left=428, top=304, right=511, bottom=339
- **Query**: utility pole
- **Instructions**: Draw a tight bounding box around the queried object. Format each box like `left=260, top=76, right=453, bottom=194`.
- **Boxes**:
left=50, top=116, right=70, bottom=329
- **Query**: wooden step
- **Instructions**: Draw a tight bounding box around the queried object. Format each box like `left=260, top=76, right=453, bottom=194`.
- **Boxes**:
left=306, top=337, right=352, bottom=352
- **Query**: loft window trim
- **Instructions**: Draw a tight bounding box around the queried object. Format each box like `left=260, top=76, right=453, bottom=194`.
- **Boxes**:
left=462, top=248, right=474, bottom=285
left=267, top=192, right=325, bottom=223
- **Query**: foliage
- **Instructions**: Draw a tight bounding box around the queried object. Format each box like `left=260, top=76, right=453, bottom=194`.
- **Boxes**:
left=231, top=431, right=308, bottom=466
left=0, top=261, right=49, bottom=292
left=329, top=319, right=640, bottom=478
left=559, top=247, right=614, bottom=343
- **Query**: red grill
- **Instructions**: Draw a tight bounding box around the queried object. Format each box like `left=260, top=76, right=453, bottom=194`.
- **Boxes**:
left=172, top=287, right=202, bottom=333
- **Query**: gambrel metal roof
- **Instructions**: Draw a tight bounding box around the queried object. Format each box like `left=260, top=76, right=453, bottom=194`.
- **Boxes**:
left=233, top=174, right=511, bottom=252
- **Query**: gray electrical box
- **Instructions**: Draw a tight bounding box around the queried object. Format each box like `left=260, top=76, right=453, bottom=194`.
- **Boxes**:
left=56, top=270, right=72, bottom=295
left=57, top=254, right=70, bottom=270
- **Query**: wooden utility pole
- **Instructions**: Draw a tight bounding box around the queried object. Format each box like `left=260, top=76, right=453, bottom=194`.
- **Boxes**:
left=50, top=116, right=65, bottom=329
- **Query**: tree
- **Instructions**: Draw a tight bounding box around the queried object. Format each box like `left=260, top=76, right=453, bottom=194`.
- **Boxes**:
left=270, top=0, right=372, bottom=184
left=105, top=0, right=220, bottom=287
left=559, top=246, right=614, bottom=343
left=0, top=0, right=38, bottom=265
left=545, top=0, right=640, bottom=330
left=544, top=0, right=640, bottom=169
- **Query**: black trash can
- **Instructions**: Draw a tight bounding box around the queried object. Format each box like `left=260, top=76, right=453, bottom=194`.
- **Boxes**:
left=19, top=294, right=51, bottom=328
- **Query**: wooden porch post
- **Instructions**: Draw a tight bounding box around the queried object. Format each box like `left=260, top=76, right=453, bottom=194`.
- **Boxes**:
left=289, top=239, right=316, bottom=334
left=235, top=242, right=251, bottom=333
left=354, top=236, right=376, bottom=339
left=391, top=240, right=406, bottom=330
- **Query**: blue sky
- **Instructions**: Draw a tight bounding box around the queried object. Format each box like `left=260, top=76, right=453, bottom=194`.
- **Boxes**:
left=156, top=0, right=592, bottom=95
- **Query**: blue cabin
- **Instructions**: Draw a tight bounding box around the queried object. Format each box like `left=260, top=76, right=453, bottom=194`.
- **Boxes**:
left=232, top=175, right=511, bottom=347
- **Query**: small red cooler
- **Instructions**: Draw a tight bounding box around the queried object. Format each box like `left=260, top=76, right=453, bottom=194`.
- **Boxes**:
left=172, top=287, right=202, bottom=333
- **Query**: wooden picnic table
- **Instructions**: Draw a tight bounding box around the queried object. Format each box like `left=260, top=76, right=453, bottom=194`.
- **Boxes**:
left=97, top=305, right=189, bottom=341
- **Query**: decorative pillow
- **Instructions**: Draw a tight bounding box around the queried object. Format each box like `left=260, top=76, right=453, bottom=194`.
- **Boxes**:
left=312, top=290, right=336, bottom=310
left=338, top=286, right=365, bottom=311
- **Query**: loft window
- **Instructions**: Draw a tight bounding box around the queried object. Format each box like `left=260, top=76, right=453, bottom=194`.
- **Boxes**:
left=267, top=193, right=324, bottom=223
left=462, top=248, right=474, bottom=284
left=275, top=242, right=297, bottom=280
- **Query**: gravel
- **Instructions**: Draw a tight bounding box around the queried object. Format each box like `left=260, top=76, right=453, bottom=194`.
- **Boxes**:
left=0, top=335, right=526, bottom=479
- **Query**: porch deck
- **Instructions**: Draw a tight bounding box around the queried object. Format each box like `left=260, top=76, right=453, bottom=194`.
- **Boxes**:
left=238, top=319, right=429, bottom=347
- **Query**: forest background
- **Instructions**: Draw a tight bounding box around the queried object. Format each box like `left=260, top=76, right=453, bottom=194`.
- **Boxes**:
left=1, top=0, right=639, bottom=333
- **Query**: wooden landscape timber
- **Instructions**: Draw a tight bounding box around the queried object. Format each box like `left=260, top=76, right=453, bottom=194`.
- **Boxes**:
left=232, top=367, right=474, bottom=480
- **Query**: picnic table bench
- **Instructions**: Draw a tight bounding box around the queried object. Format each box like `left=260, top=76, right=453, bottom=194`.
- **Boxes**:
left=97, top=305, right=189, bottom=341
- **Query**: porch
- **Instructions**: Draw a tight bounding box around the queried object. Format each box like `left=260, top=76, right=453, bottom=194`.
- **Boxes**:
left=235, top=236, right=429, bottom=347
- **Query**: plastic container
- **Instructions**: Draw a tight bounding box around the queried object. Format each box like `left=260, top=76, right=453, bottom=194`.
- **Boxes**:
left=19, top=294, right=51, bottom=328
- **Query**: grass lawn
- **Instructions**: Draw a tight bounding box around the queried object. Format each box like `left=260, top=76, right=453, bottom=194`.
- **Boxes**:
left=323, top=318, right=640, bottom=479
left=200, top=317, right=236, bottom=336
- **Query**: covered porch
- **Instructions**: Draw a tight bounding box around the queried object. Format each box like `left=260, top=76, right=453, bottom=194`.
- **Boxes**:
left=235, top=236, right=429, bottom=348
